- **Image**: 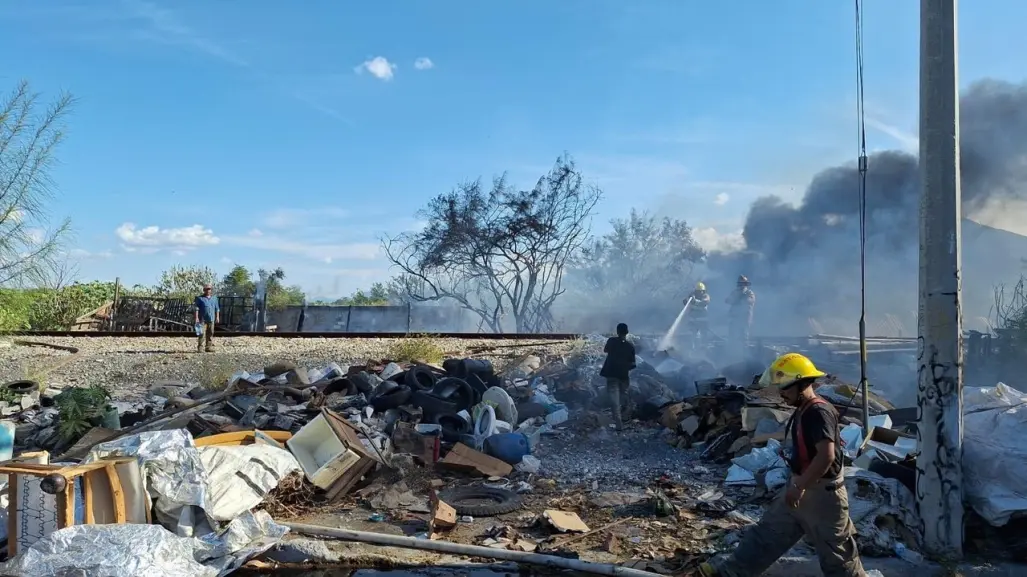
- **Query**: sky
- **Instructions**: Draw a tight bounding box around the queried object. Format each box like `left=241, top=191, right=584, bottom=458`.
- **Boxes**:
left=1, top=0, right=1026, bottom=299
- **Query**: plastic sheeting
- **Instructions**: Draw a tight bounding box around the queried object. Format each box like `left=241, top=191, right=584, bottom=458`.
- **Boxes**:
left=724, top=438, right=790, bottom=490
left=0, top=510, right=288, bottom=577
left=85, top=429, right=211, bottom=536
left=844, top=467, right=919, bottom=552
left=199, top=445, right=301, bottom=521
left=963, top=382, right=1027, bottom=526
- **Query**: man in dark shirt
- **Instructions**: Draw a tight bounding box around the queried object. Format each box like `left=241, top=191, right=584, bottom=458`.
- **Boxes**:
left=599, top=323, right=636, bottom=431
left=700, top=353, right=866, bottom=577
left=194, top=284, right=220, bottom=353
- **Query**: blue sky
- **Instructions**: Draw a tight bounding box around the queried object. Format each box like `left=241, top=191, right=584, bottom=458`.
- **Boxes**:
left=2, top=0, right=1026, bottom=298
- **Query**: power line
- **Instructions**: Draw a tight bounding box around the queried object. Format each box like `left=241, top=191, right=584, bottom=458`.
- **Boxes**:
left=855, top=0, right=871, bottom=433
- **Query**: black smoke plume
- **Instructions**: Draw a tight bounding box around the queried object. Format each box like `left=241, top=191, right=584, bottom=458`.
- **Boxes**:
left=708, top=79, right=1027, bottom=337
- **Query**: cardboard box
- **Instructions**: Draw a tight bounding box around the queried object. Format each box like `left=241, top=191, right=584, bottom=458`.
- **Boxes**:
left=858, top=426, right=917, bottom=461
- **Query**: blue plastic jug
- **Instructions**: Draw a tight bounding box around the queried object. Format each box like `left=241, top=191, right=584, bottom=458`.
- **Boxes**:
left=0, top=420, right=15, bottom=462
left=482, top=433, right=530, bottom=465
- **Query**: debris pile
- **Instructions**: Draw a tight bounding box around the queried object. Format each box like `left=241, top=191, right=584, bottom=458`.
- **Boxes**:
left=1, top=333, right=1025, bottom=573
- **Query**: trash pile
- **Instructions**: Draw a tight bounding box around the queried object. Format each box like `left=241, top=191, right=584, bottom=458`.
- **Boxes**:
left=0, top=348, right=640, bottom=575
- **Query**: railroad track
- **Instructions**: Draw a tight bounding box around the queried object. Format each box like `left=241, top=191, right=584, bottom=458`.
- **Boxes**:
left=2, top=331, right=586, bottom=339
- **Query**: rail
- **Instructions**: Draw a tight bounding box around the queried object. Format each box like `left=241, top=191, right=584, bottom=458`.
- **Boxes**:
left=1, top=330, right=586, bottom=339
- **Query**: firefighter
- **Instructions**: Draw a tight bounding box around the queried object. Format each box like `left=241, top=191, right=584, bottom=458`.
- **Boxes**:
left=698, top=353, right=867, bottom=577
left=684, top=281, right=711, bottom=344
left=725, top=275, right=755, bottom=344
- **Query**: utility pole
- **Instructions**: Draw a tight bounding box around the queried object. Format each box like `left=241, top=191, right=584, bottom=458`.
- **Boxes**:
left=917, top=0, right=964, bottom=560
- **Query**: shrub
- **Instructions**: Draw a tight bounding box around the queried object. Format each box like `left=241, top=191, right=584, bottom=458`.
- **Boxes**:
left=386, top=335, right=445, bottom=365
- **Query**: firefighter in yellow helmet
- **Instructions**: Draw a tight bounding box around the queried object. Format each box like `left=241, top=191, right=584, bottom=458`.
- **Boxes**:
left=698, top=353, right=867, bottom=577
left=683, top=281, right=711, bottom=346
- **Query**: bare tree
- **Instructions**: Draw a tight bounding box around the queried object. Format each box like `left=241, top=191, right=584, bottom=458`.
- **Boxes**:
left=383, top=155, right=602, bottom=332
left=0, top=81, right=73, bottom=286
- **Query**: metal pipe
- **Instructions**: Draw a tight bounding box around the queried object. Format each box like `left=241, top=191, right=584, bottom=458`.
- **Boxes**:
left=283, top=522, right=659, bottom=577
left=917, top=0, right=964, bottom=559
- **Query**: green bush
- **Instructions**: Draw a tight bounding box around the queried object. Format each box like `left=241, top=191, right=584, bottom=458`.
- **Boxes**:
left=0, top=281, right=120, bottom=331
left=386, top=335, right=445, bottom=365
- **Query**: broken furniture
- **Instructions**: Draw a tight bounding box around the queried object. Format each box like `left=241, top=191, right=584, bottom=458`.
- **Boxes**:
left=1, top=455, right=146, bottom=556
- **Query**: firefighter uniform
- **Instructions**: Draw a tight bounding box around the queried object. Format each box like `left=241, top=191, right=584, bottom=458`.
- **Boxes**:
left=699, top=353, right=867, bottom=577
left=725, top=275, right=755, bottom=344
left=685, top=282, right=711, bottom=341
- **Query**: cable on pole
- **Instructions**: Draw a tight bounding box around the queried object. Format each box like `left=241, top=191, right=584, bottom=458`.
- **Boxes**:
left=855, top=0, right=871, bottom=433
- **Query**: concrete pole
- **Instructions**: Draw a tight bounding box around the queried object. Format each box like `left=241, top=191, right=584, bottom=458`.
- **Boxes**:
left=917, top=0, right=964, bottom=560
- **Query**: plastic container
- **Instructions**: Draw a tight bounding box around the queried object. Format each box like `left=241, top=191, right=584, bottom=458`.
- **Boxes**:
left=457, top=359, right=494, bottom=379
left=482, top=432, right=531, bottom=465
left=0, top=420, right=14, bottom=461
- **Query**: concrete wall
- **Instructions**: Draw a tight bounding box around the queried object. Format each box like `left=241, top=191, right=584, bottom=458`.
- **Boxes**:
left=266, top=305, right=477, bottom=333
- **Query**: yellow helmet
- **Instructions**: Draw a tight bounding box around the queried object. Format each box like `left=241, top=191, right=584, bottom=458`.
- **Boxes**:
left=695, top=282, right=706, bottom=291
left=759, top=353, right=826, bottom=389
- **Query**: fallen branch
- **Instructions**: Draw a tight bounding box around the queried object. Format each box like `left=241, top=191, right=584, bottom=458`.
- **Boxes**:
left=553, top=516, right=632, bottom=548
left=283, top=522, right=658, bottom=577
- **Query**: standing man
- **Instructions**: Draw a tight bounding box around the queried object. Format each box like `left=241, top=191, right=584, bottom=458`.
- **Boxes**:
left=684, top=281, right=711, bottom=346
left=599, top=323, right=636, bottom=431
left=698, top=353, right=866, bottom=577
left=725, top=275, right=756, bottom=345
left=194, top=283, right=220, bottom=353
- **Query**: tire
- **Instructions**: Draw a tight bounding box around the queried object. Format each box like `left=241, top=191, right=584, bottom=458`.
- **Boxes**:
left=370, top=385, right=411, bottom=411
left=426, top=412, right=471, bottom=442
left=405, top=366, right=437, bottom=392
left=431, top=377, right=474, bottom=412
left=438, top=486, right=522, bottom=517
left=466, top=374, right=488, bottom=404
left=324, top=377, right=357, bottom=396
left=350, top=372, right=375, bottom=394
left=4, top=380, right=40, bottom=395
left=409, top=390, right=459, bottom=416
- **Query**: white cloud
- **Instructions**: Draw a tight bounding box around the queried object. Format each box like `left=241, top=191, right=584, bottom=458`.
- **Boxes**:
left=692, top=226, right=746, bottom=253
left=355, top=56, right=396, bottom=81
left=223, top=233, right=382, bottom=261
left=7, top=209, right=23, bottom=223
left=247, top=228, right=263, bottom=237
left=261, top=208, right=348, bottom=229
left=68, top=248, right=113, bottom=260
left=413, top=57, right=434, bottom=70
left=713, top=192, right=730, bottom=206
left=115, top=223, right=220, bottom=252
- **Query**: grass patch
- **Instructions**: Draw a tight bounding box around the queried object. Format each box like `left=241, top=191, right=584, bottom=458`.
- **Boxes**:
left=387, top=335, right=445, bottom=365
left=196, top=355, right=238, bottom=391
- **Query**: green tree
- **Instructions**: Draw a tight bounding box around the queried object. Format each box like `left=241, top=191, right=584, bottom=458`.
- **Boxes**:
left=576, top=209, right=707, bottom=302
left=221, top=265, right=255, bottom=297
left=333, top=282, right=390, bottom=306
left=155, top=265, right=218, bottom=299
left=258, top=267, right=306, bottom=310
left=0, top=81, right=73, bottom=286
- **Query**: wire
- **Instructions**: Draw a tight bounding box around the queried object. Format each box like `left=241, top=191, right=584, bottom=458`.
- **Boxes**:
left=835, top=0, right=872, bottom=432
left=855, top=0, right=871, bottom=433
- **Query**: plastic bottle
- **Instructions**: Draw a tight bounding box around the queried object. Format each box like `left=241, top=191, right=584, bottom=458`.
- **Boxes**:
left=0, top=420, right=15, bottom=461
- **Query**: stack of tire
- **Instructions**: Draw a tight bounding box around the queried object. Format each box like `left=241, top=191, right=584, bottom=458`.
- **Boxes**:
left=367, top=359, right=499, bottom=442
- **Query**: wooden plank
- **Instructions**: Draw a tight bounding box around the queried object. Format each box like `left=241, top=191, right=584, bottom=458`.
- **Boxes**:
left=82, top=472, right=95, bottom=524
left=105, top=464, right=127, bottom=524
left=194, top=430, right=292, bottom=447
left=7, top=473, right=18, bottom=557
left=56, top=482, right=75, bottom=529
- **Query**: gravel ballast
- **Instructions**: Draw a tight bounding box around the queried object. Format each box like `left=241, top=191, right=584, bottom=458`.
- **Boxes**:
left=0, top=336, right=577, bottom=402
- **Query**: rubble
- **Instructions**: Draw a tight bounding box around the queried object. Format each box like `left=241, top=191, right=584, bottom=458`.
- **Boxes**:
left=0, top=333, right=1022, bottom=573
